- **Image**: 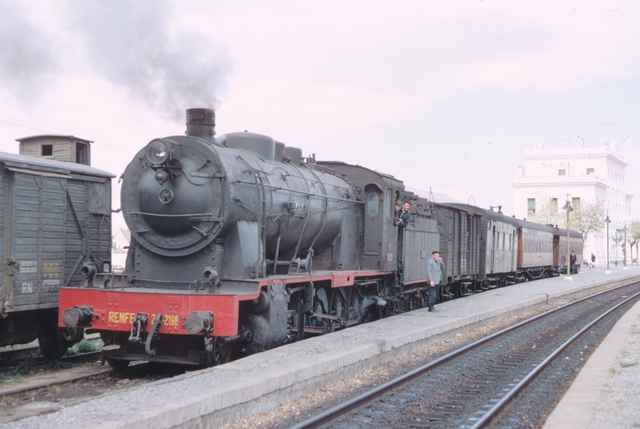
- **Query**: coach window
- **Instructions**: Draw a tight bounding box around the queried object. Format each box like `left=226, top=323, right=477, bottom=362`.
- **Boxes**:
left=558, top=169, right=566, bottom=176
left=586, top=168, right=595, bottom=175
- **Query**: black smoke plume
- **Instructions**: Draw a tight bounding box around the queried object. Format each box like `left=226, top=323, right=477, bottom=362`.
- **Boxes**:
left=69, top=0, right=229, bottom=118
left=0, top=0, right=57, bottom=98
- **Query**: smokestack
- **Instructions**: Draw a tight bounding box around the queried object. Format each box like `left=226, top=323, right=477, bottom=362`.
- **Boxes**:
left=186, top=108, right=215, bottom=139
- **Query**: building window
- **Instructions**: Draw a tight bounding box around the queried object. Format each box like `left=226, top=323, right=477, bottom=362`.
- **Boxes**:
left=527, top=198, right=536, bottom=216
left=586, top=167, right=595, bottom=175
left=550, top=198, right=558, bottom=213
left=558, top=169, right=566, bottom=176
left=572, top=197, right=581, bottom=211
left=41, top=145, right=53, bottom=156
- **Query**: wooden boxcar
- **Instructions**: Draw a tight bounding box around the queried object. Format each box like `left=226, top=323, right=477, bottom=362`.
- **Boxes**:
left=0, top=152, right=113, bottom=357
left=432, top=203, right=482, bottom=296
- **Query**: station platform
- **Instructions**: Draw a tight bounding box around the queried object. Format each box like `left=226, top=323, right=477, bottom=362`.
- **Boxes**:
left=7, top=267, right=640, bottom=429
left=544, top=293, right=640, bottom=429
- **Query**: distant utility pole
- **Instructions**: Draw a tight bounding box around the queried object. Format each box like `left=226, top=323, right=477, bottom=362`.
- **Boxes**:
left=563, top=197, right=573, bottom=276
left=605, top=215, right=611, bottom=270
left=624, top=225, right=628, bottom=266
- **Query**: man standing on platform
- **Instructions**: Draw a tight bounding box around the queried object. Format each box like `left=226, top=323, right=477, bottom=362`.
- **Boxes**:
left=426, top=250, right=443, bottom=312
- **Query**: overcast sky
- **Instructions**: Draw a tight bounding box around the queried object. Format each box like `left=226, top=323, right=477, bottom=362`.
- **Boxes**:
left=1, top=0, right=639, bottom=238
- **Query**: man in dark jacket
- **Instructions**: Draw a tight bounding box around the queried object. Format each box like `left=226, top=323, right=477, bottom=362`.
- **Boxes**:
left=394, top=201, right=412, bottom=227
left=426, top=250, right=443, bottom=311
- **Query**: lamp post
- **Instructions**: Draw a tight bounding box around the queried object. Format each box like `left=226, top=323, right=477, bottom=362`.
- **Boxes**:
left=605, top=215, right=611, bottom=270
left=623, top=225, right=628, bottom=266
left=563, top=199, right=573, bottom=275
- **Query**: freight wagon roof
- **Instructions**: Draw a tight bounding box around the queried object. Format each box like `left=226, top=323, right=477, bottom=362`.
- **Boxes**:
left=439, top=202, right=522, bottom=226
left=0, top=151, right=114, bottom=178
left=16, top=134, right=93, bottom=144
left=516, top=219, right=558, bottom=233
left=515, top=219, right=582, bottom=237
left=431, top=202, right=583, bottom=237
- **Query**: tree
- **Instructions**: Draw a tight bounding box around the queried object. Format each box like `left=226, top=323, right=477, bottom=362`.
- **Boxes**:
left=530, top=201, right=605, bottom=243
left=630, top=222, right=640, bottom=263
left=571, top=203, right=606, bottom=244
left=612, top=230, right=624, bottom=265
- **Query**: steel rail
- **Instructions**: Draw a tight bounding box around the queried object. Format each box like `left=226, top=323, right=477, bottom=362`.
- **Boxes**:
left=468, top=287, right=640, bottom=429
left=0, top=358, right=151, bottom=399
left=287, top=280, right=640, bottom=429
left=0, top=364, right=111, bottom=398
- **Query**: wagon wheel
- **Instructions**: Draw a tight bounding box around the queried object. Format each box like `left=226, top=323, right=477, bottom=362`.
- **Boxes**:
left=37, top=312, right=70, bottom=360
left=38, top=329, right=69, bottom=360
left=107, top=358, right=130, bottom=372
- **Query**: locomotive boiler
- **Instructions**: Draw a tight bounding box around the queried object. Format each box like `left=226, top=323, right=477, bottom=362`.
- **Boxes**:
left=122, top=108, right=360, bottom=279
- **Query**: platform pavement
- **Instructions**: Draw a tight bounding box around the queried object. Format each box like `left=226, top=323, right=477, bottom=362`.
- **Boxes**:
left=544, top=296, right=640, bottom=429
left=6, top=267, right=640, bottom=429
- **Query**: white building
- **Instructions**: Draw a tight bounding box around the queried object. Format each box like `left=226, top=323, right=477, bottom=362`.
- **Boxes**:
left=512, top=143, right=633, bottom=266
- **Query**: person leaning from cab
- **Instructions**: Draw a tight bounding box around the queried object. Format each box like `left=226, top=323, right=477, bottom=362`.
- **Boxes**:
left=394, top=200, right=412, bottom=227
left=426, top=250, right=443, bottom=312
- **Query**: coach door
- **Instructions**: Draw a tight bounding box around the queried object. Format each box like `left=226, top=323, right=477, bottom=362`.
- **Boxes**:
left=517, top=228, right=524, bottom=267
left=490, top=224, right=496, bottom=273
left=363, top=185, right=383, bottom=269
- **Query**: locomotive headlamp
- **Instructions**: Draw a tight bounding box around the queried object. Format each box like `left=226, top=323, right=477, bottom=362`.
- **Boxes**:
left=146, top=140, right=170, bottom=165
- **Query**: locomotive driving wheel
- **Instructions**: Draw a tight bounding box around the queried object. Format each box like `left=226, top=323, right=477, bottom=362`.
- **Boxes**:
left=313, top=287, right=333, bottom=333
left=331, top=290, right=348, bottom=328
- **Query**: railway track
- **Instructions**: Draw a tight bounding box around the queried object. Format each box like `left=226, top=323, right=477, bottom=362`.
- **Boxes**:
left=0, top=361, right=111, bottom=398
left=0, top=335, right=108, bottom=401
left=288, top=281, right=640, bottom=429
left=0, top=343, right=41, bottom=367
left=0, top=361, right=166, bottom=425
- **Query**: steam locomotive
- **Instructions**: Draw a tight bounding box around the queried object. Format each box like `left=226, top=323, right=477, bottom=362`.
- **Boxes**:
left=59, top=108, right=583, bottom=368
